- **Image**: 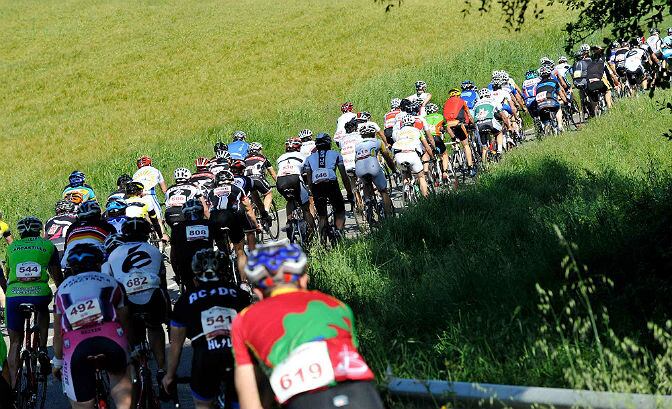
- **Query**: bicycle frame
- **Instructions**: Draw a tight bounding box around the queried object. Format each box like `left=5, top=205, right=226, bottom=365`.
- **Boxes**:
left=15, top=304, right=46, bottom=409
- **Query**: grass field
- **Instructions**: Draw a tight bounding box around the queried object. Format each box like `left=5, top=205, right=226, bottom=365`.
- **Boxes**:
left=311, top=92, right=672, bottom=392
left=0, top=0, right=572, bottom=221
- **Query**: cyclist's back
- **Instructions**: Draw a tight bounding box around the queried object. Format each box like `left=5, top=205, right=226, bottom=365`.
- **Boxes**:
left=169, top=200, right=214, bottom=290
left=45, top=200, right=77, bottom=257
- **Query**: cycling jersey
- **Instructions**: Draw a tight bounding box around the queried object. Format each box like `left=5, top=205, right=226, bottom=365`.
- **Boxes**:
left=355, top=138, right=387, bottom=191
left=106, top=189, right=125, bottom=206
left=534, top=77, right=562, bottom=111
left=0, top=335, right=6, bottom=372
left=209, top=158, right=230, bottom=176
left=339, top=131, right=363, bottom=172
left=664, top=37, right=672, bottom=59
left=646, top=35, right=662, bottom=54
left=231, top=289, right=374, bottom=404
left=169, top=219, right=214, bottom=288
left=521, top=78, right=541, bottom=106
left=45, top=214, right=77, bottom=252
left=106, top=215, right=127, bottom=234
left=233, top=175, right=254, bottom=195
left=334, top=112, right=356, bottom=144
left=554, top=63, right=572, bottom=82
left=125, top=196, right=153, bottom=219
left=190, top=171, right=215, bottom=194
left=299, top=141, right=316, bottom=159
left=0, top=220, right=10, bottom=239
left=302, top=150, right=343, bottom=184
left=473, top=97, right=503, bottom=122
left=244, top=154, right=272, bottom=178
left=443, top=96, right=470, bottom=123
left=208, top=184, right=248, bottom=212
left=625, top=48, right=648, bottom=71
left=228, top=140, right=250, bottom=161
left=165, top=183, right=202, bottom=210
left=133, top=166, right=164, bottom=196
left=62, top=220, right=115, bottom=269
left=424, top=113, right=443, bottom=136
left=572, top=58, right=592, bottom=88
left=383, top=109, right=401, bottom=129
left=460, top=90, right=479, bottom=110
left=103, top=241, right=165, bottom=305
left=6, top=237, right=57, bottom=298
left=276, top=152, right=305, bottom=177
left=62, top=184, right=96, bottom=203
left=391, top=125, right=423, bottom=153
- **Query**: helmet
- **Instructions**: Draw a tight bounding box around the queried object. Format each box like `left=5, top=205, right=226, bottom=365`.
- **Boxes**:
left=415, top=80, right=427, bottom=91
left=77, top=201, right=102, bottom=220
left=105, top=199, right=127, bottom=217
left=315, top=133, right=331, bottom=149
left=64, top=191, right=84, bottom=205
left=425, top=103, right=439, bottom=114
left=478, top=88, right=492, bottom=99
left=214, top=141, right=228, bottom=154
left=245, top=239, right=307, bottom=290
left=67, top=243, right=105, bottom=273
left=116, top=174, right=132, bottom=188
left=340, top=102, right=353, bottom=113
left=298, top=129, right=313, bottom=141
left=230, top=160, right=246, bottom=175
left=192, top=249, right=231, bottom=283
left=232, top=130, right=247, bottom=141
left=400, top=114, right=415, bottom=127
left=55, top=200, right=76, bottom=215
left=137, top=155, right=152, bottom=169
left=650, top=27, right=659, bottom=35
left=174, top=167, right=192, bottom=182
left=558, top=56, right=568, bottom=64
left=525, top=69, right=539, bottom=80
left=540, top=57, right=554, bottom=66
left=121, top=217, right=151, bottom=241
left=215, top=150, right=231, bottom=161
left=359, top=124, right=377, bottom=137
left=17, top=216, right=42, bottom=238
left=668, top=28, right=672, bottom=36
left=580, top=43, right=591, bottom=53
left=248, top=142, right=263, bottom=155
left=182, top=198, right=205, bottom=220
left=355, top=111, right=371, bottom=123
left=195, top=157, right=210, bottom=169
left=448, top=88, right=461, bottom=98
left=215, top=170, right=234, bottom=185
left=461, top=80, right=475, bottom=90
left=104, top=233, right=125, bottom=255
left=125, top=181, right=144, bottom=196
left=69, top=171, right=86, bottom=187
left=538, top=65, right=552, bottom=77
left=410, top=99, right=422, bottom=113
left=611, top=41, right=620, bottom=48
left=390, top=98, right=402, bottom=109
left=399, top=98, right=413, bottom=113
left=285, top=137, right=302, bottom=152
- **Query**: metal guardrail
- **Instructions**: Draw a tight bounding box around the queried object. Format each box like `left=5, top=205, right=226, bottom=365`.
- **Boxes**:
left=387, top=376, right=672, bottom=409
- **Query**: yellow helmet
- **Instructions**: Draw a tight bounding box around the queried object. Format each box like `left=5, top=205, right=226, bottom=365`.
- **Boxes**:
left=448, top=88, right=461, bottom=98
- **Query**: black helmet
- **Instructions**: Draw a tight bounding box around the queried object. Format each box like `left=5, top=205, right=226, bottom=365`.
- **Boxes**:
left=215, top=170, right=235, bottom=186
left=55, top=200, right=76, bottom=215
left=77, top=201, right=102, bottom=221
left=315, top=133, right=331, bottom=149
left=399, top=98, right=413, bottom=113
left=344, top=118, right=358, bottom=134
left=103, top=233, right=125, bottom=255
left=214, top=141, right=228, bottom=154
left=17, top=216, right=42, bottom=238
left=181, top=199, right=205, bottom=221
left=67, top=243, right=105, bottom=273
left=116, top=174, right=132, bottom=189
left=191, top=249, right=232, bottom=282
left=125, top=181, right=144, bottom=196
left=121, top=217, right=151, bottom=241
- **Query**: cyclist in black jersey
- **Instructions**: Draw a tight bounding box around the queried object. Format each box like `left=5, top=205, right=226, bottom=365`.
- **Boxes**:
left=243, top=143, right=277, bottom=227
left=162, top=249, right=251, bottom=409
left=165, top=168, right=208, bottom=228
left=191, top=157, right=215, bottom=194
left=45, top=200, right=77, bottom=258
left=107, top=174, right=132, bottom=206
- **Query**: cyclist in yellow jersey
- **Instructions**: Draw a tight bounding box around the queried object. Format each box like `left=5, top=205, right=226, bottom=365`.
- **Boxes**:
left=124, top=181, right=168, bottom=242
left=0, top=210, right=13, bottom=320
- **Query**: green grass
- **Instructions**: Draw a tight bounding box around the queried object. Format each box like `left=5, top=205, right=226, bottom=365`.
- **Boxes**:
left=310, top=92, right=672, bottom=390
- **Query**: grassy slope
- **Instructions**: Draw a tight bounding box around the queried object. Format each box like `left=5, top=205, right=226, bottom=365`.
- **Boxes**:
left=1, top=0, right=570, bottom=221
left=311, top=92, right=672, bottom=388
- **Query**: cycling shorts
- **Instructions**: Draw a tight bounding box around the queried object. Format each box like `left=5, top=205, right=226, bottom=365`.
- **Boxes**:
left=191, top=346, right=236, bottom=402
left=537, top=99, right=560, bottom=112
left=626, top=66, right=645, bottom=84
left=383, top=128, right=394, bottom=146
left=62, top=324, right=128, bottom=402
left=285, top=381, right=384, bottom=409
left=502, top=104, right=513, bottom=116
left=210, top=209, right=255, bottom=244
left=393, top=151, right=423, bottom=175
left=165, top=206, right=185, bottom=228
left=5, top=295, right=51, bottom=332
left=355, top=158, right=387, bottom=192
left=146, top=194, right=162, bottom=219
left=311, top=181, right=345, bottom=217
left=476, top=120, right=502, bottom=146
left=277, top=175, right=309, bottom=206
left=129, top=289, right=169, bottom=332
left=250, top=177, right=271, bottom=196
left=449, top=125, right=468, bottom=143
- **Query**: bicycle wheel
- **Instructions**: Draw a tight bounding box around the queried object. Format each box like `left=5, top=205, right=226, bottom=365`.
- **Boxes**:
left=15, top=352, right=34, bottom=409
left=266, top=201, right=279, bottom=240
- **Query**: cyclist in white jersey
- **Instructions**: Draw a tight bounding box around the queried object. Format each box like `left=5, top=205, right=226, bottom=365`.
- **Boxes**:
left=133, top=156, right=167, bottom=220
left=276, top=137, right=315, bottom=237
left=355, top=124, right=397, bottom=216
left=298, top=129, right=316, bottom=158
left=164, top=168, right=209, bottom=227
left=407, top=80, right=432, bottom=116
left=339, top=119, right=364, bottom=211
left=334, top=102, right=356, bottom=146
left=354, top=111, right=386, bottom=142
left=383, top=98, right=402, bottom=145
left=392, top=114, right=433, bottom=198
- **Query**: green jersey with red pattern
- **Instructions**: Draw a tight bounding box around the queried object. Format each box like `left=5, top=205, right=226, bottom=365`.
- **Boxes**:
left=231, top=289, right=374, bottom=404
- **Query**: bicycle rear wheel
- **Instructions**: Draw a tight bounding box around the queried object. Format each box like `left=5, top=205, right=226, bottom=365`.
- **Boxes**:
left=15, top=353, right=35, bottom=409
left=266, top=201, right=280, bottom=240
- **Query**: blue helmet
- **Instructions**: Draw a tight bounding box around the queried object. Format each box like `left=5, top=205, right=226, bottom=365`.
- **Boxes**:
left=69, top=170, right=86, bottom=187
left=67, top=243, right=105, bottom=273
left=245, top=239, right=307, bottom=290
left=525, top=69, right=539, bottom=80
left=461, top=80, right=475, bottom=90
left=105, top=199, right=127, bottom=216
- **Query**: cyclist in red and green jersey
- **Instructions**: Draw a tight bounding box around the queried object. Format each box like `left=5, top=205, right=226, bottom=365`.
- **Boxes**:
left=232, top=240, right=382, bottom=409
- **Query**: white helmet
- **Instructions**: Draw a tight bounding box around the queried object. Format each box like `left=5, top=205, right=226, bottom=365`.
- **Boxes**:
left=174, top=167, right=192, bottom=181
left=400, top=114, right=415, bottom=127
left=390, top=98, right=402, bottom=110
left=478, top=88, right=492, bottom=99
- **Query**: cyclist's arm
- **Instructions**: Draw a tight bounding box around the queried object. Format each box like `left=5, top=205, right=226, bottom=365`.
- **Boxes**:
left=376, top=129, right=386, bottom=144
left=267, top=165, right=277, bottom=182
left=52, top=312, right=64, bottom=360
left=147, top=209, right=165, bottom=238
left=48, top=250, right=64, bottom=287
left=558, top=87, right=568, bottom=104
left=164, top=325, right=186, bottom=387
left=424, top=128, right=436, bottom=149
left=199, top=196, right=210, bottom=219
left=242, top=197, right=257, bottom=226
left=507, top=96, right=519, bottom=119
left=419, top=136, right=434, bottom=158
left=236, top=364, right=264, bottom=409
left=423, top=93, right=432, bottom=105
left=159, top=180, right=168, bottom=194
left=379, top=143, right=396, bottom=171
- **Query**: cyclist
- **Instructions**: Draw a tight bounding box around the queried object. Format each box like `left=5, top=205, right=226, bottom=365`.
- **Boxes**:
left=586, top=46, right=617, bottom=110
left=534, top=65, right=569, bottom=131
left=647, top=28, right=663, bottom=61
left=133, top=155, right=168, bottom=219
left=340, top=119, right=364, bottom=211
left=244, top=142, right=277, bottom=227
left=103, top=217, right=169, bottom=390
left=165, top=167, right=208, bottom=228
left=62, top=201, right=115, bottom=271
left=232, top=240, right=382, bottom=409
left=663, top=28, right=672, bottom=62
left=334, top=102, right=356, bottom=146
left=210, top=147, right=232, bottom=176
left=460, top=80, right=479, bottom=111
left=228, top=131, right=250, bottom=161
left=276, top=138, right=315, bottom=238
left=491, top=72, right=521, bottom=138
left=107, top=174, right=132, bottom=205
left=124, top=181, right=168, bottom=242
left=572, top=44, right=592, bottom=110
left=554, top=56, right=573, bottom=91
left=609, top=41, right=631, bottom=86
left=62, top=170, right=96, bottom=203
left=383, top=98, right=402, bottom=146
left=302, top=133, right=354, bottom=238
left=191, top=157, right=216, bottom=194
left=163, top=249, right=251, bottom=409
left=501, top=71, right=527, bottom=113
left=521, top=69, right=541, bottom=120
left=208, top=170, right=257, bottom=276
left=473, top=88, right=510, bottom=162
left=407, top=80, right=432, bottom=115
left=442, top=89, right=476, bottom=177
left=625, top=38, right=657, bottom=94
left=391, top=114, right=433, bottom=198
left=298, top=129, right=316, bottom=158
left=398, top=98, right=436, bottom=174
left=5, top=216, right=63, bottom=388
left=104, top=199, right=128, bottom=234
left=355, top=124, right=397, bottom=216
left=169, top=199, right=214, bottom=292
left=45, top=200, right=78, bottom=257
left=354, top=111, right=385, bottom=141
left=52, top=243, right=132, bottom=409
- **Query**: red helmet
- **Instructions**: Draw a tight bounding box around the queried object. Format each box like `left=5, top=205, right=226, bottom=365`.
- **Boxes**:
left=285, top=137, right=302, bottom=152
left=137, top=155, right=152, bottom=169
left=195, top=157, right=210, bottom=169
left=230, top=159, right=246, bottom=175
left=341, top=102, right=353, bottom=113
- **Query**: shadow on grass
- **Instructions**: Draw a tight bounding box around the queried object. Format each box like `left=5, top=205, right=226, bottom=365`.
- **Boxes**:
left=310, top=157, right=672, bottom=386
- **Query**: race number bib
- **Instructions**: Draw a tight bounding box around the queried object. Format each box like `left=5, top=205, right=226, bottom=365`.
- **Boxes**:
left=356, top=147, right=375, bottom=161
left=573, top=70, right=583, bottom=78
left=278, top=161, right=297, bottom=177
left=313, top=169, right=330, bottom=183
left=186, top=225, right=209, bottom=241
left=200, top=307, right=237, bottom=340
left=535, top=91, right=548, bottom=103
left=270, top=341, right=335, bottom=403
left=66, top=298, right=103, bottom=330
left=124, top=271, right=160, bottom=295
left=167, top=194, right=187, bottom=207
left=16, top=261, right=41, bottom=282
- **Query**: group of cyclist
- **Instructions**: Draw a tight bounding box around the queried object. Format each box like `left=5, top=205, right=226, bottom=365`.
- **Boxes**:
left=1, top=28, right=671, bottom=409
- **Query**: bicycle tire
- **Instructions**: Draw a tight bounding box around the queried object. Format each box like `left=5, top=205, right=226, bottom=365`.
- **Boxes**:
left=266, top=201, right=280, bottom=240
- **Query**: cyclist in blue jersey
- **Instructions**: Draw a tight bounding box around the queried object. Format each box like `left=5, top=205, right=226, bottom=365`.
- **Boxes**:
left=62, top=171, right=96, bottom=203
left=534, top=65, right=568, bottom=131
left=228, top=130, right=250, bottom=160
left=460, top=80, right=479, bottom=110
left=521, top=69, right=541, bottom=119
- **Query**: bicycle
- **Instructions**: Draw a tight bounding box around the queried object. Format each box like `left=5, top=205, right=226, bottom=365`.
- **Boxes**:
left=253, top=199, right=280, bottom=243
left=396, top=161, right=420, bottom=207
left=129, top=318, right=161, bottom=409
left=283, top=193, right=312, bottom=248
left=88, top=354, right=112, bottom=409
left=359, top=174, right=394, bottom=230
left=14, top=303, right=47, bottom=409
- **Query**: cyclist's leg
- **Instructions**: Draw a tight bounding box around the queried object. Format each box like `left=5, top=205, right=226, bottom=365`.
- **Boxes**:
left=311, top=184, right=329, bottom=235
left=347, top=171, right=363, bottom=211
left=230, top=212, right=251, bottom=278
left=371, top=168, right=393, bottom=216
left=455, top=124, right=474, bottom=168
left=327, top=181, right=347, bottom=231
left=298, top=182, right=315, bottom=236
left=143, top=291, right=168, bottom=372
